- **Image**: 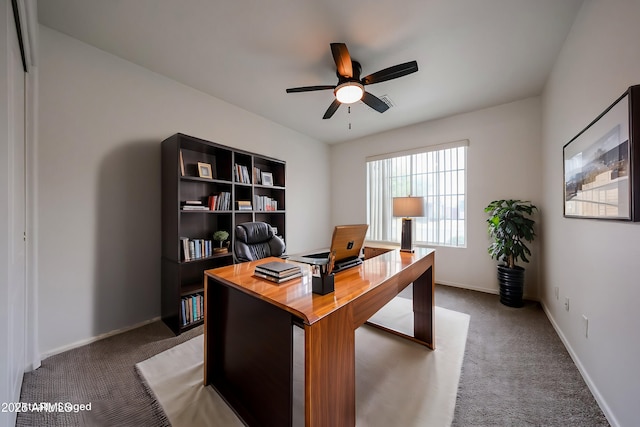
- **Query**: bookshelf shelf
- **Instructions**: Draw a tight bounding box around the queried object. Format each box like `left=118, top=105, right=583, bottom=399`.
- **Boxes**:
left=181, top=252, right=233, bottom=264
left=161, top=133, right=287, bottom=335
left=180, top=283, right=205, bottom=296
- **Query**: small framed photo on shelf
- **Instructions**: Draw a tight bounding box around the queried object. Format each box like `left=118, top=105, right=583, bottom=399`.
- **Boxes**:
left=198, top=162, right=213, bottom=179
left=261, top=171, right=274, bottom=186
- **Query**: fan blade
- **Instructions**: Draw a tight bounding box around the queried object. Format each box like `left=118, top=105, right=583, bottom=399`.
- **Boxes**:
left=361, top=61, right=418, bottom=85
left=286, top=85, right=335, bottom=93
left=323, top=99, right=341, bottom=119
left=361, top=91, right=389, bottom=113
left=331, top=43, right=353, bottom=78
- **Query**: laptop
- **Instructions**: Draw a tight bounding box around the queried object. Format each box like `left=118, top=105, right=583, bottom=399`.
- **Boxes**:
left=290, top=224, right=369, bottom=273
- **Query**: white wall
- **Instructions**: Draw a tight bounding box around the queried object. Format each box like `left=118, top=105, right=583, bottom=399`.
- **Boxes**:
left=541, top=1, right=640, bottom=426
left=37, top=26, right=331, bottom=355
left=1, top=3, right=15, bottom=426
left=331, top=97, right=542, bottom=296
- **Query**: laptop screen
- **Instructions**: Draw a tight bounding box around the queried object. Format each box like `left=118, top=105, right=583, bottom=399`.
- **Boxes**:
left=290, top=224, right=369, bottom=271
left=328, top=224, right=369, bottom=263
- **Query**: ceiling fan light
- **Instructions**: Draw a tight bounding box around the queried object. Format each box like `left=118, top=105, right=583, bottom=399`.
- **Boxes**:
left=335, top=82, right=364, bottom=104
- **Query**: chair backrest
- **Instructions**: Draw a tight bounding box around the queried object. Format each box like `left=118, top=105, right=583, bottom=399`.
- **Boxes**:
left=234, top=222, right=286, bottom=262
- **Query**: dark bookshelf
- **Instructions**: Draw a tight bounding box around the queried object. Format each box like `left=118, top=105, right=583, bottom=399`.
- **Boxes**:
left=161, top=133, right=287, bottom=334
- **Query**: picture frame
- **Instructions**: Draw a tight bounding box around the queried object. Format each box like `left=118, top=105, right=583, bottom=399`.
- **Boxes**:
left=197, top=162, right=213, bottom=179
left=261, top=171, right=274, bottom=186
left=563, top=85, right=640, bottom=221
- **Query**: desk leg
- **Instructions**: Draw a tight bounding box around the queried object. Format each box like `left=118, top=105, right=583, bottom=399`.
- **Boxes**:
left=413, top=265, right=435, bottom=350
left=305, top=305, right=355, bottom=427
left=205, top=279, right=293, bottom=426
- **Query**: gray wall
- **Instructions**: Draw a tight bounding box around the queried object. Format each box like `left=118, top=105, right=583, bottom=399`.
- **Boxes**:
left=330, top=97, right=543, bottom=297
left=35, top=1, right=640, bottom=424
left=541, top=1, right=640, bottom=426
left=37, top=26, right=331, bottom=355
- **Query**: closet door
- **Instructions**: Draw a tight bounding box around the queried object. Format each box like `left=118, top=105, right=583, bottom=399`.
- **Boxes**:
left=1, top=2, right=27, bottom=426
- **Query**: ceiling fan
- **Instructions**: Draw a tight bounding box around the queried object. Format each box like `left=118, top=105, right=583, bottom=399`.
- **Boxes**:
left=286, top=43, right=419, bottom=119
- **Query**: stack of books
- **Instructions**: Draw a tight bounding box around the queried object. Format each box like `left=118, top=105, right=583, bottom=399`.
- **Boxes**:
left=234, top=163, right=252, bottom=184
left=208, top=192, right=231, bottom=210
left=180, top=237, right=213, bottom=261
left=254, top=261, right=302, bottom=284
left=181, top=293, right=203, bottom=326
left=181, top=200, right=208, bottom=211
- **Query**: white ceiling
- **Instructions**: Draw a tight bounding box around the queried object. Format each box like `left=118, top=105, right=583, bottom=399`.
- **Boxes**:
left=37, top=0, right=583, bottom=144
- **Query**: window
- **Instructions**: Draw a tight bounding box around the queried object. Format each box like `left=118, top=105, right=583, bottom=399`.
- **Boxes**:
left=366, top=140, right=467, bottom=247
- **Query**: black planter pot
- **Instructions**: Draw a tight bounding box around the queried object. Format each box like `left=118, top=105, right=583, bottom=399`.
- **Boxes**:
left=497, top=265, right=525, bottom=307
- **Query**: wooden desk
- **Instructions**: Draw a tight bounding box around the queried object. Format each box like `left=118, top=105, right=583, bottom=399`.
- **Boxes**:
left=203, top=248, right=435, bottom=427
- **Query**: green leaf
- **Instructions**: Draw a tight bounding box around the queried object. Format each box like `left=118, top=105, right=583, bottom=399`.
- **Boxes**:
left=484, top=199, right=537, bottom=267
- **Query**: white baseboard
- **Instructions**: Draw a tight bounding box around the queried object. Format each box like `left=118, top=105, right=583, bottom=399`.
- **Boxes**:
left=438, top=280, right=498, bottom=295
left=540, top=302, right=618, bottom=427
left=41, top=316, right=162, bottom=360
left=437, top=280, right=539, bottom=302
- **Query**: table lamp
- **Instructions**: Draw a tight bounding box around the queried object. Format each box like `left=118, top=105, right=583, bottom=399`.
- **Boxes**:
left=393, top=196, right=425, bottom=253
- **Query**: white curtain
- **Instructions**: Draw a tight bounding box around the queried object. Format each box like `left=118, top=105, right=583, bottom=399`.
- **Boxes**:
left=367, top=159, right=394, bottom=241
left=366, top=140, right=468, bottom=247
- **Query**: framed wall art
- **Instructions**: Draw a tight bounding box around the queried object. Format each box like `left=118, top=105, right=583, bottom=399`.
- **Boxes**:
left=563, top=85, right=640, bottom=221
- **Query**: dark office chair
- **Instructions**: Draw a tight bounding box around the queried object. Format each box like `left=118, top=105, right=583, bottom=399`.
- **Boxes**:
left=234, top=222, right=286, bottom=262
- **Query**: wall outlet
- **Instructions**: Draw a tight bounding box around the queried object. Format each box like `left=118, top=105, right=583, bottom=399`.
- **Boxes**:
left=554, top=287, right=559, bottom=300
left=564, top=297, right=570, bottom=311
left=582, top=315, right=589, bottom=338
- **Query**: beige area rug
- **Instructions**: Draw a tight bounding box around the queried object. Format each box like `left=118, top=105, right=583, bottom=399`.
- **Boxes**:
left=136, top=297, right=470, bottom=427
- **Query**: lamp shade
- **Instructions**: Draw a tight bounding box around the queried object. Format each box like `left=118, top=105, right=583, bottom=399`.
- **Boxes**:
left=393, top=197, right=425, bottom=218
left=334, top=81, right=364, bottom=104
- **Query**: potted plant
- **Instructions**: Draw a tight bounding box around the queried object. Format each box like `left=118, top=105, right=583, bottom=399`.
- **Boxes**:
left=213, top=230, right=230, bottom=254
left=484, top=199, right=537, bottom=307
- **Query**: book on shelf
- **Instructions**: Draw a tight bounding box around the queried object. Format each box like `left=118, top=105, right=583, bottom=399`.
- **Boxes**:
left=237, top=200, right=252, bottom=211
left=208, top=193, right=221, bottom=210
left=182, top=205, right=209, bottom=211
left=208, top=192, right=231, bottom=211
left=182, top=297, right=189, bottom=325
left=181, top=238, right=214, bottom=261
left=234, top=163, right=252, bottom=184
left=253, top=270, right=303, bottom=284
left=253, top=195, right=278, bottom=212
left=181, top=200, right=209, bottom=211
left=180, top=238, right=189, bottom=261
left=181, top=293, right=204, bottom=326
left=253, top=167, right=262, bottom=184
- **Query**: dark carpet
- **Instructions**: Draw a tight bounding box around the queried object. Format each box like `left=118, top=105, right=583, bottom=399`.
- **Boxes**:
left=434, top=286, right=609, bottom=427
left=16, top=285, right=609, bottom=426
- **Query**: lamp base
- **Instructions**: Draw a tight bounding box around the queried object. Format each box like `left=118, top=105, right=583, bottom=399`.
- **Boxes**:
left=400, top=218, right=413, bottom=252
